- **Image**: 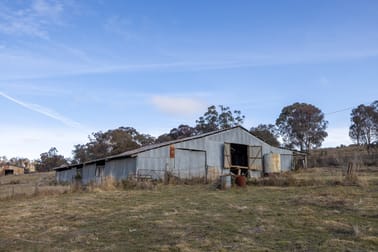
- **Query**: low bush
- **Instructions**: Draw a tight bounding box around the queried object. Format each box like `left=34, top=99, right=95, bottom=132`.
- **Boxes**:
left=9, top=180, right=21, bottom=185
left=343, top=173, right=368, bottom=187
left=248, top=171, right=368, bottom=188
left=121, top=179, right=157, bottom=190
left=248, top=174, right=299, bottom=187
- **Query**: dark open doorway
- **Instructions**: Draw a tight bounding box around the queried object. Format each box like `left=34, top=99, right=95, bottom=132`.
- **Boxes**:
left=5, top=170, right=14, bottom=176
left=230, top=143, right=248, bottom=167
left=224, top=143, right=263, bottom=176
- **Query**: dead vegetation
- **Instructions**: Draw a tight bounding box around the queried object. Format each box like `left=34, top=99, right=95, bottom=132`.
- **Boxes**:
left=0, top=172, right=69, bottom=200
left=0, top=167, right=377, bottom=251
left=308, top=145, right=378, bottom=167
left=247, top=166, right=372, bottom=188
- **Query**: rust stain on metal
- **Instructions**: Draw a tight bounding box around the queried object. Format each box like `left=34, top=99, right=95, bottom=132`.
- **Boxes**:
left=264, top=153, right=281, bottom=173
left=235, top=175, right=246, bottom=187
left=169, top=145, right=175, bottom=159
left=207, top=166, right=219, bottom=181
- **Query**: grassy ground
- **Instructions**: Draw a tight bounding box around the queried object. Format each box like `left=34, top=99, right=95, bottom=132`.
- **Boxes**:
left=0, top=172, right=68, bottom=200
left=308, top=145, right=378, bottom=167
left=0, top=168, right=377, bottom=251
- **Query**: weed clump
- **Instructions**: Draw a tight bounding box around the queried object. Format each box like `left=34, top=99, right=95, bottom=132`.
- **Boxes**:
left=248, top=174, right=303, bottom=187
left=342, top=162, right=368, bottom=187
left=9, top=180, right=21, bottom=185
left=121, top=179, right=157, bottom=190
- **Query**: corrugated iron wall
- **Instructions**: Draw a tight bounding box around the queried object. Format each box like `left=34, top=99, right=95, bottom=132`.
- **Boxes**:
left=204, top=127, right=292, bottom=173
left=105, top=158, right=136, bottom=180
left=56, top=127, right=294, bottom=183
left=174, top=149, right=206, bottom=178
left=57, top=158, right=137, bottom=184
left=56, top=167, right=77, bottom=183
left=135, top=127, right=293, bottom=179
left=280, top=154, right=293, bottom=172
left=82, top=164, right=96, bottom=184
left=137, top=145, right=170, bottom=179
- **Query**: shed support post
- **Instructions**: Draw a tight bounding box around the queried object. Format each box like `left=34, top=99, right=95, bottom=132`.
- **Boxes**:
left=304, top=155, right=308, bottom=169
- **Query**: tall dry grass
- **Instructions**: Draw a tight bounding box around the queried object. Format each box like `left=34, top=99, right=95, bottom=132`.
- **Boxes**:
left=0, top=172, right=69, bottom=200
left=247, top=166, right=370, bottom=188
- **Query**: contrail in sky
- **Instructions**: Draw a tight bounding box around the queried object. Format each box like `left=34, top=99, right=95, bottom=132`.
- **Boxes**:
left=0, top=91, right=82, bottom=128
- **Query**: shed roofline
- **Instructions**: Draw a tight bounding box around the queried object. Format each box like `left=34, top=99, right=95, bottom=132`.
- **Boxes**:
left=54, top=126, right=295, bottom=171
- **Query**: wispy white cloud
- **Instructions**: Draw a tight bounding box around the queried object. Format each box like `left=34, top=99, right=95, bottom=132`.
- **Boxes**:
left=53, top=42, right=94, bottom=64
left=0, top=84, right=71, bottom=97
left=2, top=48, right=378, bottom=82
left=0, top=0, right=65, bottom=39
left=104, top=15, right=139, bottom=41
left=0, top=91, right=82, bottom=128
left=0, top=57, right=233, bottom=81
left=151, top=96, right=207, bottom=117
left=32, top=0, right=63, bottom=18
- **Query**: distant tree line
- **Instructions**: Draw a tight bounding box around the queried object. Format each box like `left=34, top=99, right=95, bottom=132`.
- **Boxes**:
left=0, top=156, right=32, bottom=169
left=34, top=147, right=68, bottom=172
left=72, top=127, right=155, bottom=164
left=349, top=101, right=378, bottom=148
left=3, top=101, right=376, bottom=171
left=72, top=105, right=246, bottom=163
left=70, top=103, right=328, bottom=163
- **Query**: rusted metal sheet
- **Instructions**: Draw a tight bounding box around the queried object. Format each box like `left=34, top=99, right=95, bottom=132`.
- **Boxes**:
left=264, top=153, right=281, bottom=173
left=235, top=175, right=246, bottom=187
left=207, top=166, right=220, bottom=181
left=169, top=145, right=175, bottom=159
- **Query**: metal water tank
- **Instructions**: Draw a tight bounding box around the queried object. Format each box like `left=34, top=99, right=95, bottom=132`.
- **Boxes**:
left=220, top=174, right=231, bottom=189
left=264, top=153, right=281, bottom=173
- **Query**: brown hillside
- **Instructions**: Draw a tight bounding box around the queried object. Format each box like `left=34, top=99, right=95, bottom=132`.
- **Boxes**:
left=308, top=145, right=378, bottom=167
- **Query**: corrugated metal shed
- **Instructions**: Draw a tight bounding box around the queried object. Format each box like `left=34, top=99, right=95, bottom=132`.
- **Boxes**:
left=55, top=126, right=295, bottom=184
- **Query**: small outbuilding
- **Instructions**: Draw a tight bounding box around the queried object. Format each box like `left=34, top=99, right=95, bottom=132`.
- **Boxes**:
left=0, top=165, right=25, bottom=176
left=55, top=126, right=296, bottom=184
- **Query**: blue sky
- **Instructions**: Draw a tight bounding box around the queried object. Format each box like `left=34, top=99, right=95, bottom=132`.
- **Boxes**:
left=0, top=0, right=377, bottom=159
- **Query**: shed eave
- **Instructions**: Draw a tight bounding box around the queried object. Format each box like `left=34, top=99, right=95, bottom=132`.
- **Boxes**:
left=54, top=125, right=294, bottom=172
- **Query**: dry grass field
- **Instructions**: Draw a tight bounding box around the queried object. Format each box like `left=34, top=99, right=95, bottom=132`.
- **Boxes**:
left=0, top=172, right=68, bottom=200
left=308, top=145, right=378, bottom=167
left=0, top=167, right=377, bottom=251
